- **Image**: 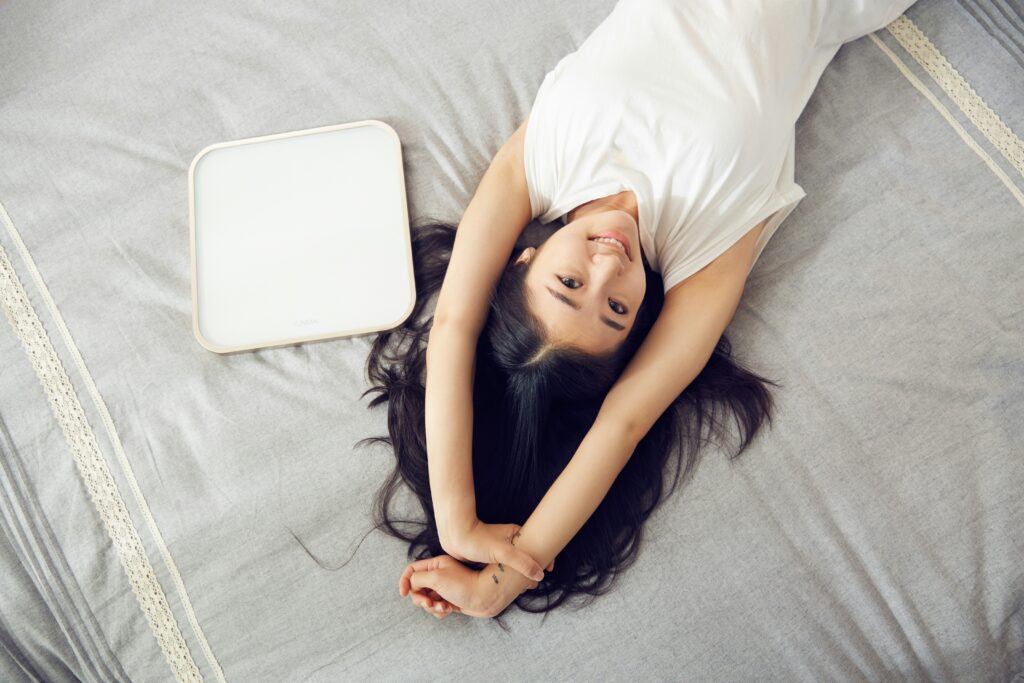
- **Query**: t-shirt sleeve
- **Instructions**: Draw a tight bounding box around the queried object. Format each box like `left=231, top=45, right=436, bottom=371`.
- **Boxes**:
left=812, top=0, right=915, bottom=48
left=657, top=185, right=806, bottom=293
left=657, top=222, right=755, bottom=294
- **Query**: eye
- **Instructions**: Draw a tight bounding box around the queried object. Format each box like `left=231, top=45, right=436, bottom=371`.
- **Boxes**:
left=559, top=276, right=581, bottom=289
left=560, top=276, right=628, bottom=315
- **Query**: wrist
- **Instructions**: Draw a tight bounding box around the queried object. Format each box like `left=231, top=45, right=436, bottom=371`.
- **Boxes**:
left=437, top=509, right=477, bottom=548
left=475, top=561, right=527, bottom=617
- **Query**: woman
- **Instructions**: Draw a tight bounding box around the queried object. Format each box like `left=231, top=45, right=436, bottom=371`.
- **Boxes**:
left=363, top=0, right=917, bottom=622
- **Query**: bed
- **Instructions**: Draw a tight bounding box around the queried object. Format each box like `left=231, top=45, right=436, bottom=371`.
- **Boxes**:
left=1, top=0, right=1021, bottom=680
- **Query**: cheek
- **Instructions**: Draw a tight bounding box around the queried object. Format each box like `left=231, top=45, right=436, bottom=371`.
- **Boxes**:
left=633, top=271, right=647, bottom=298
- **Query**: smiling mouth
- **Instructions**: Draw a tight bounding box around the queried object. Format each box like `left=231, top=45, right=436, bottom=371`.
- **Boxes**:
left=588, top=232, right=631, bottom=261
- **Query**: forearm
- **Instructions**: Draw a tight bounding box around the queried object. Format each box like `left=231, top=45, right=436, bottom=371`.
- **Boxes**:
left=423, top=143, right=531, bottom=540
left=424, top=321, right=480, bottom=537
left=475, top=416, right=639, bottom=614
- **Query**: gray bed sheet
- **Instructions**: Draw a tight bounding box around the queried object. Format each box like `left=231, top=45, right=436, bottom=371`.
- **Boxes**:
left=1, top=0, right=1022, bottom=681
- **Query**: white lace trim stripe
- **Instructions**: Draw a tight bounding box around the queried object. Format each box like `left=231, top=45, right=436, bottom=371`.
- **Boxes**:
left=0, top=200, right=225, bottom=683
left=886, top=14, right=1024, bottom=179
left=871, top=15, right=1024, bottom=207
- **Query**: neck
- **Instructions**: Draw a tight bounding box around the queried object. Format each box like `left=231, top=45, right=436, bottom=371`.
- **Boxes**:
left=567, top=190, right=638, bottom=226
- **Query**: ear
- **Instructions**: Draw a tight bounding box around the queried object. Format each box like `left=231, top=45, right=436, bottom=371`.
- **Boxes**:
left=515, top=247, right=536, bottom=266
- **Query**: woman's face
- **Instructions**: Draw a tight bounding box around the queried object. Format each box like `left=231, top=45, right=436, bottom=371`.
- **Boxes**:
left=517, top=209, right=646, bottom=355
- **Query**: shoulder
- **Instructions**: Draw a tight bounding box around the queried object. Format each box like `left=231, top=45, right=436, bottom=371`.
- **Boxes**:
left=664, top=216, right=768, bottom=299
left=499, top=117, right=529, bottom=167
left=485, top=117, right=534, bottom=219
left=492, top=116, right=542, bottom=221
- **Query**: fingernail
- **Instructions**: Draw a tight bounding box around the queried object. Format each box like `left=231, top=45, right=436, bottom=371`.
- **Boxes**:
left=435, top=604, right=443, bottom=612
left=534, top=572, right=545, bottom=581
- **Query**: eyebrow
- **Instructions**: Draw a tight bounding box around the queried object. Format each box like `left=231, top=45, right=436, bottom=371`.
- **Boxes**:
left=544, top=286, right=626, bottom=332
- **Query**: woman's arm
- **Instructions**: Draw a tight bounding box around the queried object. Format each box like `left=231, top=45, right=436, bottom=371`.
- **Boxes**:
left=427, top=119, right=534, bottom=543
left=472, top=219, right=769, bottom=615
left=432, top=118, right=532, bottom=330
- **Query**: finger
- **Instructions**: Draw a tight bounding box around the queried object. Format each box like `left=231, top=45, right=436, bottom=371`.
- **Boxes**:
left=411, top=586, right=450, bottom=614
left=410, top=557, right=438, bottom=569
left=547, top=559, right=555, bottom=571
left=405, top=557, right=443, bottom=575
left=410, top=568, right=463, bottom=613
left=399, top=564, right=416, bottom=597
left=423, top=598, right=452, bottom=618
left=400, top=558, right=436, bottom=598
left=498, top=531, right=546, bottom=579
left=424, top=589, right=453, bottom=611
left=424, top=587, right=458, bottom=613
left=410, top=568, right=452, bottom=595
left=410, top=586, right=440, bottom=610
left=411, top=591, right=432, bottom=610
left=419, top=596, right=450, bottom=615
left=501, top=547, right=545, bottom=582
left=409, top=569, right=434, bottom=593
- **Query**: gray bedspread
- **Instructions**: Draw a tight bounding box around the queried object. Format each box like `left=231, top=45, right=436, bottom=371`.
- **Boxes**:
left=1, top=0, right=1021, bottom=680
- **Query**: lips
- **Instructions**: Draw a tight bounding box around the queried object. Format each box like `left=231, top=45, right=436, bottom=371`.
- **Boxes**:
left=590, top=230, right=632, bottom=261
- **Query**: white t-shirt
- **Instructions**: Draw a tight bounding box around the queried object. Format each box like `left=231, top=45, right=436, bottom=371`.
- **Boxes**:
left=524, top=0, right=914, bottom=292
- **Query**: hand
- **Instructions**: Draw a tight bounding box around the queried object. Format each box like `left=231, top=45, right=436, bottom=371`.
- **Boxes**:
left=440, top=518, right=552, bottom=584
left=398, top=554, right=493, bottom=618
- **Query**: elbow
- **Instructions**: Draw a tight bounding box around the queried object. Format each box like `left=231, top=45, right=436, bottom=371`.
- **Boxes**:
left=429, top=311, right=479, bottom=338
left=597, top=413, right=644, bottom=451
left=624, top=421, right=646, bottom=450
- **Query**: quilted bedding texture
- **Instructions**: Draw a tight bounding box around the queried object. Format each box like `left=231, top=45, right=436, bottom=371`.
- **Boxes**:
left=1, top=0, right=1022, bottom=681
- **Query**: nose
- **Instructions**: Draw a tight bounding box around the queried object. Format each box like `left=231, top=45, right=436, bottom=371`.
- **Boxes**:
left=593, top=242, right=622, bottom=270
left=590, top=249, right=625, bottom=285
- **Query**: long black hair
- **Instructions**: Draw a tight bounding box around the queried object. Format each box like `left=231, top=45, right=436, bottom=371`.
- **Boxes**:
left=357, top=219, right=781, bottom=627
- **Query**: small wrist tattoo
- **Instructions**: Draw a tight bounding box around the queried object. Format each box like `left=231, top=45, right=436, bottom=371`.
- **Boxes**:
left=491, top=573, right=499, bottom=584
left=497, top=563, right=504, bottom=572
